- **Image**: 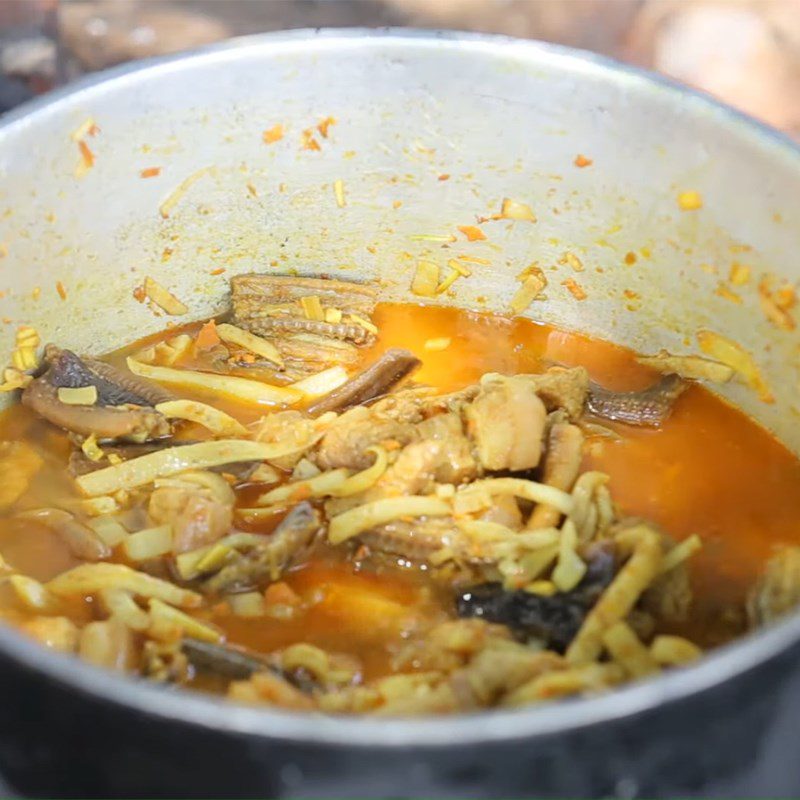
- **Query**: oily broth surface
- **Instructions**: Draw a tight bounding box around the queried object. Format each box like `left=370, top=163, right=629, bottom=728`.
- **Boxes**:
left=0, top=302, right=798, bottom=683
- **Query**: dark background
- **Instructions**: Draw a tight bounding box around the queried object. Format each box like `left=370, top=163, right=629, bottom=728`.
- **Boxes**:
left=0, top=0, right=798, bottom=140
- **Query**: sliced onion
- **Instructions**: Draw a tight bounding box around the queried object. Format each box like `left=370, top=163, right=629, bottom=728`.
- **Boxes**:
left=121, top=524, right=173, bottom=562
left=552, top=518, right=587, bottom=592
left=289, top=366, right=348, bottom=397
left=174, top=532, right=266, bottom=580
left=256, top=468, right=349, bottom=507
left=228, top=592, right=267, bottom=618
left=8, top=575, right=60, bottom=612
left=88, top=515, right=129, bottom=548
left=98, top=588, right=150, bottom=631
left=330, top=446, right=388, bottom=497
left=127, top=358, right=302, bottom=407
left=216, top=323, right=283, bottom=367
left=328, top=496, right=451, bottom=545
left=47, top=563, right=201, bottom=608
left=148, top=598, right=221, bottom=643
left=455, top=478, right=574, bottom=517
left=76, top=440, right=290, bottom=496
left=155, top=400, right=247, bottom=437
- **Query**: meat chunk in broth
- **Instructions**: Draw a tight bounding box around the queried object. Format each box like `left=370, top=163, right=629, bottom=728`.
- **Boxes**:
left=148, top=471, right=234, bottom=554
left=465, top=375, right=547, bottom=471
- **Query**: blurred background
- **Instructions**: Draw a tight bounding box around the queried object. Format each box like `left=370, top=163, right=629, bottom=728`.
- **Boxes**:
left=0, top=0, right=798, bottom=139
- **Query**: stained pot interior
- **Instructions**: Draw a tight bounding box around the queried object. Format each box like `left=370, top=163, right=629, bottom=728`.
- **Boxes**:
left=0, top=31, right=798, bottom=451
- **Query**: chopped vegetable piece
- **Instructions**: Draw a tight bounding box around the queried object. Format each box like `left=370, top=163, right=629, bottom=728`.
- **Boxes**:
left=15, top=326, right=38, bottom=349
left=159, top=167, right=215, bottom=218
left=140, top=167, right=161, bottom=179
left=328, top=496, right=451, bottom=545
left=257, top=468, right=349, bottom=506
left=143, top=277, right=188, bottom=316
left=562, top=278, right=587, bottom=301
left=500, top=197, right=536, bottom=222
left=81, top=434, right=104, bottom=462
left=677, top=190, right=703, bottom=211
left=346, top=313, right=378, bottom=336
left=9, top=575, right=60, bottom=612
left=77, top=496, right=119, bottom=517
left=334, top=179, right=346, bottom=208
left=458, top=225, right=486, bottom=242
left=435, top=268, right=463, bottom=294
left=301, top=129, right=321, bottom=151
left=71, top=117, right=99, bottom=141
left=76, top=439, right=293, bottom=496
left=174, top=533, right=266, bottom=580
left=424, top=338, right=451, bottom=351
left=317, top=117, right=336, bottom=138
left=552, top=520, right=587, bottom=592
left=155, top=400, right=247, bottom=437
left=262, top=124, right=284, bottom=144
left=409, top=234, right=456, bottom=243
left=12, top=346, right=39, bottom=371
left=574, top=154, right=593, bottom=168
left=602, top=621, right=659, bottom=678
left=511, top=271, right=547, bottom=314
left=57, top=386, right=98, bottom=406
left=696, top=330, right=773, bottom=403
left=635, top=351, right=734, bottom=383
left=650, top=635, right=702, bottom=665
left=729, top=263, right=750, bottom=286
left=127, top=359, right=302, bottom=407
left=216, top=323, right=283, bottom=367
left=758, top=278, right=796, bottom=331
left=300, top=296, right=325, bottom=322
left=229, top=592, right=267, bottom=618
left=121, top=525, right=173, bottom=562
left=99, top=588, right=150, bottom=631
left=411, top=260, right=440, bottom=297
left=330, top=446, right=388, bottom=497
left=454, top=479, right=573, bottom=517
left=289, top=366, right=348, bottom=397
left=660, top=534, right=702, bottom=573
left=75, top=140, right=95, bottom=177
left=558, top=252, right=584, bottom=272
left=48, top=563, right=201, bottom=608
left=194, top=320, right=221, bottom=351
left=88, top=515, right=129, bottom=548
left=148, top=599, right=221, bottom=643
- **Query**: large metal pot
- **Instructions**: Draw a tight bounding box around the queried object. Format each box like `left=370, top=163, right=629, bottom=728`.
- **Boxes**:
left=0, top=29, right=799, bottom=798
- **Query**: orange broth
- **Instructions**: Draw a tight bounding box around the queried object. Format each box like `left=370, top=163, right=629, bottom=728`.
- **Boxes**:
left=0, top=301, right=798, bottom=685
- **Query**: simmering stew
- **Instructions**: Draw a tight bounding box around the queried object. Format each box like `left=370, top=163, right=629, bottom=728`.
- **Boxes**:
left=0, top=274, right=797, bottom=714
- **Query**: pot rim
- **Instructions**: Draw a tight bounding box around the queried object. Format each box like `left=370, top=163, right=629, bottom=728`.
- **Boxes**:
left=1, top=27, right=799, bottom=748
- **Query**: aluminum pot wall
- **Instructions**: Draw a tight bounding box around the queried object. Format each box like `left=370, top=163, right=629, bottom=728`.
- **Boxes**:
left=0, top=29, right=799, bottom=798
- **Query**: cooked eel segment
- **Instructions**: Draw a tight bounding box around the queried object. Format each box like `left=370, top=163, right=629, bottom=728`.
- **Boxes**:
left=307, top=348, right=421, bottom=417
left=231, top=275, right=379, bottom=372
left=23, top=345, right=172, bottom=441
left=204, top=502, right=322, bottom=593
left=181, top=638, right=274, bottom=680
left=586, top=373, right=687, bottom=427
